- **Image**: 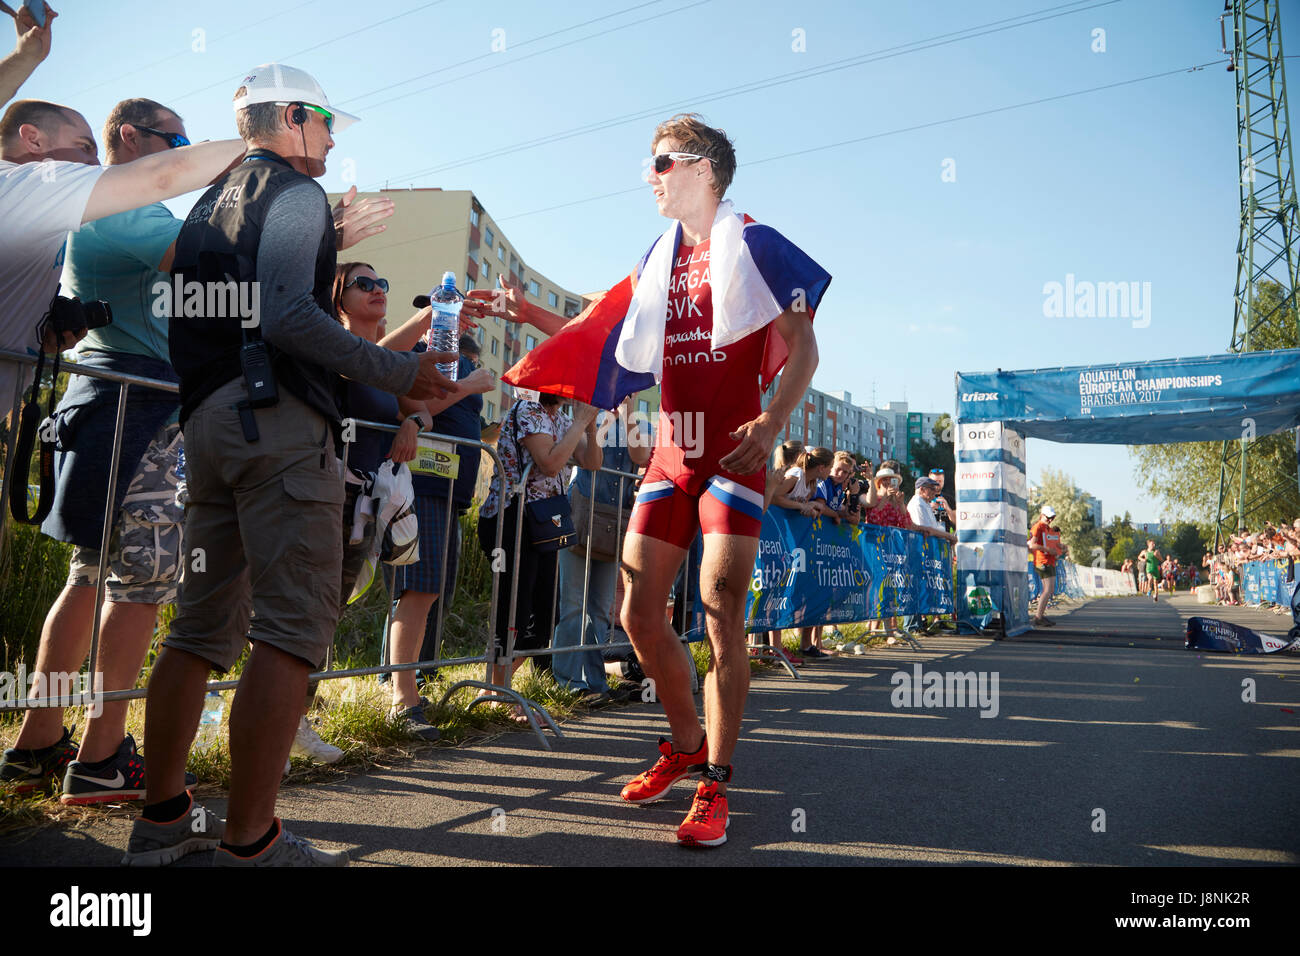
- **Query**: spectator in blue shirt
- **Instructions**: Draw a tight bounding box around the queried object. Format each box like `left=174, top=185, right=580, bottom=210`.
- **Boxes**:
left=813, top=451, right=857, bottom=523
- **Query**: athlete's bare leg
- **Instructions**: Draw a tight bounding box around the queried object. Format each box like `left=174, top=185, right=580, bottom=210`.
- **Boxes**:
left=620, top=532, right=701, bottom=752
left=697, top=532, right=760, bottom=793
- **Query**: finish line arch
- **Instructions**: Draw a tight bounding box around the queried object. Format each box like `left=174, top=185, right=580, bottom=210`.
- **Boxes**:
left=953, top=349, right=1300, bottom=635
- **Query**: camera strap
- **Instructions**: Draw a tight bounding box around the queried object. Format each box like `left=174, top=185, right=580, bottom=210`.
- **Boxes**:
left=8, top=294, right=64, bottom=525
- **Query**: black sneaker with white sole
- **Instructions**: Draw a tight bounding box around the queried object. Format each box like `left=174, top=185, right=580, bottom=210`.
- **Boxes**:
left=0, top=726, right=78, bottom=794
left=61, top=735, right=197, bottom=805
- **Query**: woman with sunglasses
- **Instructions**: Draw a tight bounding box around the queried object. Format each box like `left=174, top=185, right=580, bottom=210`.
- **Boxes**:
left=330, top=262, right=497, bottom=739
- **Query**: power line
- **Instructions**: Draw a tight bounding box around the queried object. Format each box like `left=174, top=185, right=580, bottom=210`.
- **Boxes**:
left=338, top=0, right=677, bottom=108
left=359, top=0, right=1118, bottom=191
left=344, top=0, right=716, bottom=120
left=165, top=0, right=456, bottom=105
left=744, top=59, right=1228, bottom=171
left=62, top=0, right=319, bottom=100
left=361, top=57, right=1219, bottom=258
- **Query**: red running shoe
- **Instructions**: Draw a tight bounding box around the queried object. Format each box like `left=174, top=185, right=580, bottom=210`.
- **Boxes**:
left=620, top=736, right=707, bottom=804
left=676, top=780, right=729, bottom=847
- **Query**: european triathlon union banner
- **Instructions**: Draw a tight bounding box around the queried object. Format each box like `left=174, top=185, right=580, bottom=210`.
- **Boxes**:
left=1185, top=617, right=1299, bottom=654
left=715, top=511, right=953, bottom=632
left=1240, top=559, right=1294, bottom=605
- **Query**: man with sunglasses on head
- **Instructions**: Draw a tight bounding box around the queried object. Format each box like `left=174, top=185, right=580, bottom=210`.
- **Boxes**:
left=122, top=64, right=457, bottom=868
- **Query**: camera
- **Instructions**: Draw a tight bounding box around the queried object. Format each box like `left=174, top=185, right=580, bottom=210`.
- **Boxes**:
left=44, top=295, right=113, bottom=336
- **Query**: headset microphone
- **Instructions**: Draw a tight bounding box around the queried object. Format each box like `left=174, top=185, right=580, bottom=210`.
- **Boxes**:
left=290, top=102, right=310, bottom=174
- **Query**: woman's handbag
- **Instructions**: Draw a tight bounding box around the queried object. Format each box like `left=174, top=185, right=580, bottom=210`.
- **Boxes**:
left=571, top=484, right=630, bottom=563
left=511, top=401, right=576, bottom=552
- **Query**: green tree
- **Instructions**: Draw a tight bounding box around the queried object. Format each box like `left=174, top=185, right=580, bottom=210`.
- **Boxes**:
left=1108, top=536, right=1135, bottom=567
left=1029, top=467, right=1106, bottom=566
left=1129, top=281, right=1300, bottom=530
left=910, top=414, right=955, bottom=483
left=1166, top=521, right=1205, bottom=566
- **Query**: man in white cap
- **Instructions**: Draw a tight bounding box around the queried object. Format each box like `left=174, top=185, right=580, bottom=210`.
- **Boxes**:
left=123, top=64, right=458, bottom=867
left=1029, top=505, right=1065, bottom=626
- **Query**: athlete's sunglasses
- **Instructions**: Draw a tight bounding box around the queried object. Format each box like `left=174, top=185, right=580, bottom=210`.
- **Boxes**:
left=345, top=275, right=389, bottom=293
left=136, top=126, right=190, bottom=149
left=642, top=151, right=709, bottom=182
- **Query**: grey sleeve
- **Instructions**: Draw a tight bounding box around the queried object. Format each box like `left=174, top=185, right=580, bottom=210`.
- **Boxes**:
left=256, top=182, right=418, bottom=395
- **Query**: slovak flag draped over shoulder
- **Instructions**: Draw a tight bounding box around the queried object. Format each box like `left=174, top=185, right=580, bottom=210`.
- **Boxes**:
left=502, top=200, right=831, bottom=409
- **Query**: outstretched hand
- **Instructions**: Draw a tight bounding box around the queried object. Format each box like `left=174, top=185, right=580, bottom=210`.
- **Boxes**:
left=332, top=186, right=394, bottom=250
left=464, top=274, right=526, bottom=325
left=408, top=350, right=460, bottom=402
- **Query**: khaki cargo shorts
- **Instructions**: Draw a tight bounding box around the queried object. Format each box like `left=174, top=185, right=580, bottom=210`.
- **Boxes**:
left=162, top=380, right=344, bottom=672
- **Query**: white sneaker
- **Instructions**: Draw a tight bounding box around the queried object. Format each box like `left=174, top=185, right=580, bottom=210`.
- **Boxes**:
left=291, top=716, right=343, bottom=765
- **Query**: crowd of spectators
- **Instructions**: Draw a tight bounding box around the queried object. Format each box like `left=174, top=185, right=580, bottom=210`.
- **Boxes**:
left=0, top=6, right=959, bottom=864
left=1201, top=519, right=1300, bottom=606
left=0, top=9, right=470, bottom=865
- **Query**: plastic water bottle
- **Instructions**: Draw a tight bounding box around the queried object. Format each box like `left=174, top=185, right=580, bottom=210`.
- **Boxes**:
left=196, top=691, right=223, bottom=751
left=428, top=271, right=462, bottom=381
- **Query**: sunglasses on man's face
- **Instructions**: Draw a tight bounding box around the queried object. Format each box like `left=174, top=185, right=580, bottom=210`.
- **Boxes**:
left=304, top=103, right=335, bottom=132
left=345, top=275, right=389, bottom=294
left=642, top=151, right=709, bottom=182
left=275, top=102, right=335, bottom=132
left=136, top=126, right=190, bottom=149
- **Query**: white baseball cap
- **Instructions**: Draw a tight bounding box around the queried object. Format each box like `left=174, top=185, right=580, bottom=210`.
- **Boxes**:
left=1041, top=504, right=1057, bottom=518
left=232, top=63, right=360, bottom=133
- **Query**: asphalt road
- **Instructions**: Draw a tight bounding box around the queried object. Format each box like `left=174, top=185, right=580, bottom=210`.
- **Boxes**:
left=5, top=595, right=1298, bottom=867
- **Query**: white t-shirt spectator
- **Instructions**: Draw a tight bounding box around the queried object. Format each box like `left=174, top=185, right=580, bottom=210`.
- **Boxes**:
left=786, top=466, right=813, bottom=502
left=907, top=493, right=942, bottom=532
left=0, top=159, right=105, bottom=412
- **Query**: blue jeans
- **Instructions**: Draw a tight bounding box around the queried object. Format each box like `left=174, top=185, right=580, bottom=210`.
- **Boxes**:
left=551, top=547, right=619, bottom=693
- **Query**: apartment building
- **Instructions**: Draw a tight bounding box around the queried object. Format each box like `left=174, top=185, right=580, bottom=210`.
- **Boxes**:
left=325, top=188, right=661, bottom=501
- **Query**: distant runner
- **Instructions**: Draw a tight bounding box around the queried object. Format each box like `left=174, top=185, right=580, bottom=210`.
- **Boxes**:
left=1138, top=541, right=1163, bottom=603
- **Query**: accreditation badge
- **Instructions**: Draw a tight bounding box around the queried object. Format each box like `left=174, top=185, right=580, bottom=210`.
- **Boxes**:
left=410, top=437, right=460, bottom=480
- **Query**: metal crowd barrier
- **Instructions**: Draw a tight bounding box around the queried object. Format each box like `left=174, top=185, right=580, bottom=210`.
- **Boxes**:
left=1, top=349, right=805, bottom=748
left=0, top=350, right=562, bottom=748
left=494, top=457, right=737, bottom=702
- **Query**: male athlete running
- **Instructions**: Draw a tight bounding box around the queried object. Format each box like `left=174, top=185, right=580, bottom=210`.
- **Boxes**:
left=471, top=115, right=825, bottom=846
left=1139, top=540, right=1163, bottom=603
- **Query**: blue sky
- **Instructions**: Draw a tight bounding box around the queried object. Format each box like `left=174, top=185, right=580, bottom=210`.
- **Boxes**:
left=24, top=0, right=1285, bottom=524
